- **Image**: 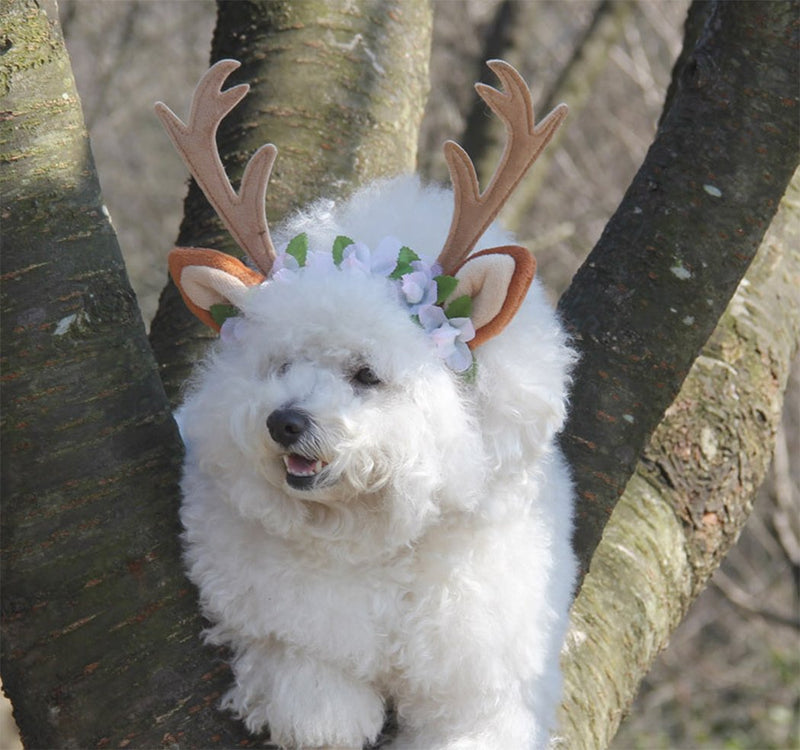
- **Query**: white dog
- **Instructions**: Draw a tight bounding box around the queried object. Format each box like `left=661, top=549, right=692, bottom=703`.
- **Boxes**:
left=158, top=59, right=577, bottom=750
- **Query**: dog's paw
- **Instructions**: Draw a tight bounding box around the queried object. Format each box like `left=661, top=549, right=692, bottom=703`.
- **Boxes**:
left=222, top=647, right=384, bottom=749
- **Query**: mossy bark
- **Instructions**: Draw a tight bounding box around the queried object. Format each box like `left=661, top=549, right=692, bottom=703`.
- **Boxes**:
left=149, top=0, right=433, bottom=405
left=559, top=166, right=800, bottom=749
left=557, top=0, right=800, bottom=577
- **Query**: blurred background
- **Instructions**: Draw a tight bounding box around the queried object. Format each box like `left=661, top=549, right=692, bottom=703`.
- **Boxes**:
left=2, top=2, right=797, bottom=748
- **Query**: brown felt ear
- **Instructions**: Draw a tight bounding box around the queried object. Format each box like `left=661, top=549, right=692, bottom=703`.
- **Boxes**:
left=168, top=248, right=266, bottom=331
left=448, top=245, right=536, bottom=349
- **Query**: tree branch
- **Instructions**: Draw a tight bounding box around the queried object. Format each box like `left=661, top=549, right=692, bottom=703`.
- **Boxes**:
left=711, top=569, right=800, bottom=630
left=558, top=165, right=800, bottom=749
left=557, top=0, right=800, bottom=578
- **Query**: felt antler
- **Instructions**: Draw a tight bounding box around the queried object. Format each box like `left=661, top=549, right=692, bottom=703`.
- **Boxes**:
left=439, top=60, right=567, bottom=349
left=155, top=59, right=277, bottom=275
left=438, top=60, right=568, bottom=275
left=155, top=59, right=278, bottom=330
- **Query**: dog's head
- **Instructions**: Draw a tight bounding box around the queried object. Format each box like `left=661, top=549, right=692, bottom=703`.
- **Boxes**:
left=177, top=258, right=491, bottom=543
left=160, top=59, right=567, bottom=546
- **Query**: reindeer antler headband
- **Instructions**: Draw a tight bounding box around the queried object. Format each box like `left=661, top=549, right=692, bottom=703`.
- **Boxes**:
left=156, top=59, right=566, bottom=359
left=155, top=60, right=278, bottom=275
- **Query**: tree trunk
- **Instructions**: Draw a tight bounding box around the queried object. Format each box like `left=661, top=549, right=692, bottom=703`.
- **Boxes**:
left=0, top=1, right=216, bottom=747
left=148, top=0, right=433, bottom=405
left=558, top=165, right=800, bottom=749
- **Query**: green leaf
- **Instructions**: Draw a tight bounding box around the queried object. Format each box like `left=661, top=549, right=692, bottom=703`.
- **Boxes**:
left=210, top=303, right=239, bottom=327
left=435, top=274, right=459, bottom=304
left=461, top=358, right=478, bottom=383
left=445, top=294, right=472, bottom=320
left=286, top=232, right=308, bottom=266
left=389, top=246, right=421, bottom=279
left=397, top=246, right=420, bottom=265
left=332, top=235, right=354, bottom=265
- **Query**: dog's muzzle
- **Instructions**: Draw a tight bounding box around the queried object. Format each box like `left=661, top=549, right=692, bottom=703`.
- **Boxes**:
left=266, top=407, right=328, bottom=490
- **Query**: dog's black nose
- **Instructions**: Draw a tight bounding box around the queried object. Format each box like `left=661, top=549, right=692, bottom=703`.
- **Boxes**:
left=267, top=408, right=311, bottom=447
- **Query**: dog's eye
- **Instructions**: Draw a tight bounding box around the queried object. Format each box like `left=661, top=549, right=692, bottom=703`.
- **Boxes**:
left=352, top=366, right=381, bottom=387
left=262, top=361, right=291, bottom=381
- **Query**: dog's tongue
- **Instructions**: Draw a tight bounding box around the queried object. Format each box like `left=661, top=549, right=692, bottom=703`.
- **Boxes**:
left=285, top=454, right=322, bottom=477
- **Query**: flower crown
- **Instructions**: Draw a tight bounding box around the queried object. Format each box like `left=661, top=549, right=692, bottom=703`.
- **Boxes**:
left=216, top=234, right=477, bottom=373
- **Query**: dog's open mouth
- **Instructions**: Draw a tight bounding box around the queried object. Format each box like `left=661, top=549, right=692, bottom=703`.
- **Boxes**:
left=282, top=453, right=328, bottom=490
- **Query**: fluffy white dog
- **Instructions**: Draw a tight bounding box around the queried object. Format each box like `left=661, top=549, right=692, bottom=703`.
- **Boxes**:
left=159, top=60, right=577, bottom=750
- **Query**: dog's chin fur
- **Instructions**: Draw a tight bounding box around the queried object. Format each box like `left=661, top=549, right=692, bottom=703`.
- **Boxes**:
left=176, top=175, right=578, bottom=749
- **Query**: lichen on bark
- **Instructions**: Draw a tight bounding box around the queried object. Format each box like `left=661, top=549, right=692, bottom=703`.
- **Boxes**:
left=558, top=167, right=800, bottom=749
left=558, top=0, right=800, bottom=577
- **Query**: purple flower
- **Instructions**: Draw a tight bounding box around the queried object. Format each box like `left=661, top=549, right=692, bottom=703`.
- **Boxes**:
left=271, top=251, right=301, bottom=282
left=339, top=241, right=371, bottom=273
left=340, top=236, right=402, bottom=277
left=396, top=260, right=436, bottom=314
left=219, top=315, right=247, bottom=344
left=418, top=305, right=475, bottom=372
left=371, top=236, right=404, bottom=276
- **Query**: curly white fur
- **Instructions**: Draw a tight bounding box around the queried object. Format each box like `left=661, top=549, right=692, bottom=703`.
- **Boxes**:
left=176, top=175, right=577, bottom=749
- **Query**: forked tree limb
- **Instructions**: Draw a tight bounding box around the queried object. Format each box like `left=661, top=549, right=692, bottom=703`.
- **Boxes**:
left=1, top=1, right=798, bottom=748
left=557, top=0, right=799, bottom=579
left=0, top=1, right=212, bottom=746
left=558, top=166, right=800, bottom=749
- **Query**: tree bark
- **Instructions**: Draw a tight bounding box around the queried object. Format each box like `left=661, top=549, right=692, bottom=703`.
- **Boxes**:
left=0, top=1, right=218, bottom=747
left=148, top=0, right=433, bottom=405
left=557, top=0, right=800, bottom=577
left=558, top=165, right=800, bottom=749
